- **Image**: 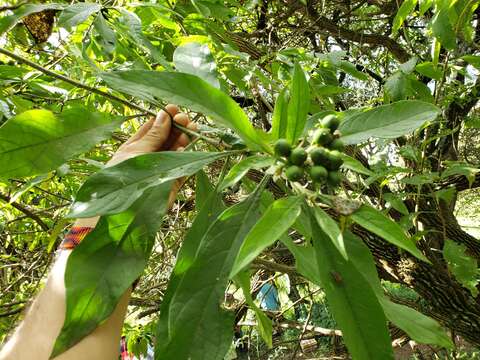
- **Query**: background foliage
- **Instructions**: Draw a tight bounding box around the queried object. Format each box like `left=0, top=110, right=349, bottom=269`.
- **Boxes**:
left=1, top=0, right=480, bottom=359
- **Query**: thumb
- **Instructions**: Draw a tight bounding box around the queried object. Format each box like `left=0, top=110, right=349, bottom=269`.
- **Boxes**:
left=141, top=106, right=177, bottom=151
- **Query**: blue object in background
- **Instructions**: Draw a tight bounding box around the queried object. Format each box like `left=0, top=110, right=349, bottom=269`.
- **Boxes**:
left=256, top=283, right=280, bottom=311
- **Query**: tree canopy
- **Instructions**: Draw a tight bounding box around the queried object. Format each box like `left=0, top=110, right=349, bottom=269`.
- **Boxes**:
left=1, top=0, right=480, bottom=359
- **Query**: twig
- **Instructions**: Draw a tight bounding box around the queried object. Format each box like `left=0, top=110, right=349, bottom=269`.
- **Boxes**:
left=0, top=192, right=49, bottom=231
left=0, top=48, right=223, bottom=147
left=0, top=1, right=27, bottom=12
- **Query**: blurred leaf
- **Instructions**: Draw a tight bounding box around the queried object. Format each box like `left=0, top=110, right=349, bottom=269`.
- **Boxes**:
left=93, top=13, right=116, bottom=54
left=339, top=153, right=374, bottom=176
left=431, top=1, right=456, bottom=50
left=0, top=107, right=123, bottom=178
left=313, top=207, right=347, bottom=258
left=0, top=3, right=64, bottom=35
left=443, top=239, right=479, bottom=297
left=173, top=42, right=220, bottom=88
left=462, top=55, right=480, bottom=70
left=416, top=62, right=443, bottom=80
left=392, top=0, right=418, bottom=34
left=58, top=3, right=101, bottom=30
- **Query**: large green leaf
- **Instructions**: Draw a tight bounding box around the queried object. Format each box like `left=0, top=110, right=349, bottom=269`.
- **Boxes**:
left=51, top=181, right=173, bottom=358
left=155, top=184, right=262, bottom=360
left=68, top=151, right=231, bottom=218
left=286, top=63, right=310, bottom=144
left=342, top=231, right=453, bottom=348
left=230, top=195, right=302, bottom=277
left=0, top=106, right=123, bottom=178
left=173, top=42, right=220, bottom=88
left=338, top=100, right=440, bottom=144
left=350, top=204, right=429, bottom=262
left=270, top=88, right=289, bottom=140
left=58, top=3, right=102, bottom=30
left=308, top=208, right=394, bottom=360
left=155, top=174, right=226, bottom=356
left=0, top=3, right=65, bottom=35
left=100, top=71, right=265, bottom=150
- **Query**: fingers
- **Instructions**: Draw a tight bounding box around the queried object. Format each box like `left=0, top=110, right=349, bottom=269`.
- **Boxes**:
left=122, top=117, right=155, bottom=146
left=142, top=105, right=179, bottom=151
left=162, top=111, right=194, bottom=150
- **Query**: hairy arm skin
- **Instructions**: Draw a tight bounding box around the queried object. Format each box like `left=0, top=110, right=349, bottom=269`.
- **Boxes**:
left=0, top=105, right=196, bottom=360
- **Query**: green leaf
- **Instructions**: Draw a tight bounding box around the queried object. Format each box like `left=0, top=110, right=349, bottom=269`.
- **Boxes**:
left=270, top=88, right=289, bottom=140
left=100, top=70, right=265, bottom=150
left=231, top=195, right=302, bottom=277
left=51, top=181, right=173, bottom=358
left=381, top=300, right=453, bottom=348
left=194, top=170, right=215, bottom=211
left=93, top=13, right=116, bottom=54
left=69, top=151, right=232, bottom=218
left=431, top=2, right=457, bottom=50
left=308, top=209, right=394, bottom=360
left=383, top=193, right=409, bottom=216
left=350, top=204, right=430, bottom=262
left=338, top=100, right=440, bottom=145
left=385, top=72, right=408, bottom=101
left=462, top=55, right=480, bottom=70
left=286, top=63, right=310, bottom=144
left=339, top=153, right=373, bottom=176
left=0, top=107, right=123, bottom=178
left=0, top=3, right=65, bottom=35
left=219, top=155, right=274, bottom=190
left=312, top=207, right=347, bottom=258
left=58, top=3, right=102, bottom=30
left=173, top=42, right=220, bottom=88
left=342, top=231, right=453, bottom=348
left=155, top=176, right=225, bottom=355
left=419, top=0, right=433, bottom=15
left=443, top=239, right=479, bottom=297
left=155, top=185, right=262, bottom=360
left=235, top=272, right=273, bottom=348
left=416, top=62, right=443, bottom=80
left=392, top=0, right=418, bottom=34
left=338, top=61, right=369, bottom=81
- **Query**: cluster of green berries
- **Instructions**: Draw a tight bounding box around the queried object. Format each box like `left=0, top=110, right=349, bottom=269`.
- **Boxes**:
left=274, top=115, right=345, bottom=188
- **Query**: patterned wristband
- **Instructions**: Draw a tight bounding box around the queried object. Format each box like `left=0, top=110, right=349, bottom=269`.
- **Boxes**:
left=59, top=226, right=93, bottom=250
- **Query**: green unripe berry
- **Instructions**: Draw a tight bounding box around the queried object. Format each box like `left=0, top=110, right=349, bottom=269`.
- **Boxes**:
left=312, top=128, right=333, bottom=146
left=329, top=138, right=345, bottom=152
left=310, top=166, right=328, bottom=183
left=325, top=150, right=344, bottom=170
left=310, top=147, right=330, bottom=165
left=321, top=114, right=341, bottom=131
left=327, top=171, right=342, bottom=187
left=274, top=139, right=291, bottom=157
left=285, top=165, right=303, bottom=182
left=289, top=147, right=308, bottom=166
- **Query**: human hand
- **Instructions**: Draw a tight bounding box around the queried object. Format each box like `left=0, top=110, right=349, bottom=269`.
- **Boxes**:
left=108, top=104, right=197, bottom=166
